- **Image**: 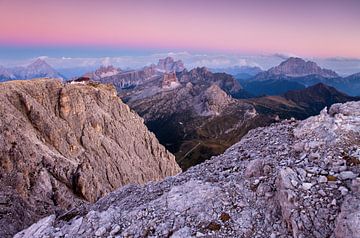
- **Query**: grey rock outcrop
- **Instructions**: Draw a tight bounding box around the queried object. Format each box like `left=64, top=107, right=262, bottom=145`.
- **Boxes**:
left=16, top=101, right=360, bottom=237
left=0, top=79, right=180, bottom=237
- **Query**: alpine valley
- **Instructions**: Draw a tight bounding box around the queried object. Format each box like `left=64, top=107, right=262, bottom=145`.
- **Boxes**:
left=85, top=57, right=360, bottom=169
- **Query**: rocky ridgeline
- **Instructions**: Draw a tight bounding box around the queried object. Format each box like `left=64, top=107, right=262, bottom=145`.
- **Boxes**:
left=0, top=79, right=180, bottom=237
left=257, top=57, right=339, bottom=79
left=16, top=101, right=360, bottom=237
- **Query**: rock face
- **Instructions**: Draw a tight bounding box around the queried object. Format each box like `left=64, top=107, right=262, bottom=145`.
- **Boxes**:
left=16, top=101, right=360, bottom=238
left=0, top=79, right=180, bottom=237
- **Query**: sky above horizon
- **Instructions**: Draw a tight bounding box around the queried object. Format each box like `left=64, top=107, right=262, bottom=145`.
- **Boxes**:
left=0, top=0, right=360, bottom=58
left=0, top=0, right=360, bottom=75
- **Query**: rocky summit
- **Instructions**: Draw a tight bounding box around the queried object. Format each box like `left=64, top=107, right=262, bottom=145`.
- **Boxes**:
left=267, top=57, right=338, bottom=78
left=16, top=101, right=360, bottom=238
left=0, top=79, right=180, bottom=237
left=157, top=57, right=185, bottom=73
left=244, top=57, right=360, bottom=97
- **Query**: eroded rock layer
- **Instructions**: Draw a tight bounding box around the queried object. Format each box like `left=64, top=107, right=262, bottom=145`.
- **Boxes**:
left=0, top=79, right=180, bottom=237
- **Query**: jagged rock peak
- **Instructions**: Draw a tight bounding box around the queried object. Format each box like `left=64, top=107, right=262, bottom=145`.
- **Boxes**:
left=0, top=79, right=180, bottom=237
left=16, top=99, right=360, bottom=237
left=268, top=57, right=339, bottom=78
left=157, top=57, right=185, bottom=72
left=25, top=59, right=59, bottom=76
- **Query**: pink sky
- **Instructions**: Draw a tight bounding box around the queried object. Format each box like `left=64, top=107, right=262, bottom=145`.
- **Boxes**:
left=0, top=0, right=359, bottom=57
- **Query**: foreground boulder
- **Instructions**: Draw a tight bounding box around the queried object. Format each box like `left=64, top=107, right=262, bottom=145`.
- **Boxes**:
left=0, top=79, right=180, bottom=237
left=16, top=101, right=360, bottom=237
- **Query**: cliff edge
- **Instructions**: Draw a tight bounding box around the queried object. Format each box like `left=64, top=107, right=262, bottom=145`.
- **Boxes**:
left=0, top=79, right=180, bottom=237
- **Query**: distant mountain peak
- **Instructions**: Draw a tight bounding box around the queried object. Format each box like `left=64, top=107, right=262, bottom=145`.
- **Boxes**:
left=269, top=57, right=339, bottom=78
left=0, top=59, right=63, bottom=81
left=281, top=57, right=305, bottom=64
left=156, top=57, right=185, bottom=72
left=30, top=58, right=49, bottom=66
left=27, top=59, right=54, bottom=71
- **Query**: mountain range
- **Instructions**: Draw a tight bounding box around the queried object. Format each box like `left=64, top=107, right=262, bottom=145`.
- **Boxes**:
left=86, top=57, right=359, bottom=170
left=0, top=56, right=358, bottom=170
left=241, top=57, right=360, bottom=96
left=0, top=59, right=64, bottom=81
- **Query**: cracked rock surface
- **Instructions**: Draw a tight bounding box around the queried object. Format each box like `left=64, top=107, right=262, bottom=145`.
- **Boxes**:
left=0, top=79, right=180, bottom=237
left=16, top=101, right=360, bottom=237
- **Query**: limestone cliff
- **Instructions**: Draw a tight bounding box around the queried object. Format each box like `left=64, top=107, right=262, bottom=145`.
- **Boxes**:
left=0, top=79, right=180, bottom=237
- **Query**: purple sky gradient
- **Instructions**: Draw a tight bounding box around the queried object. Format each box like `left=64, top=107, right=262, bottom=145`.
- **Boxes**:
left=0, top=0, right=359, bottom=57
